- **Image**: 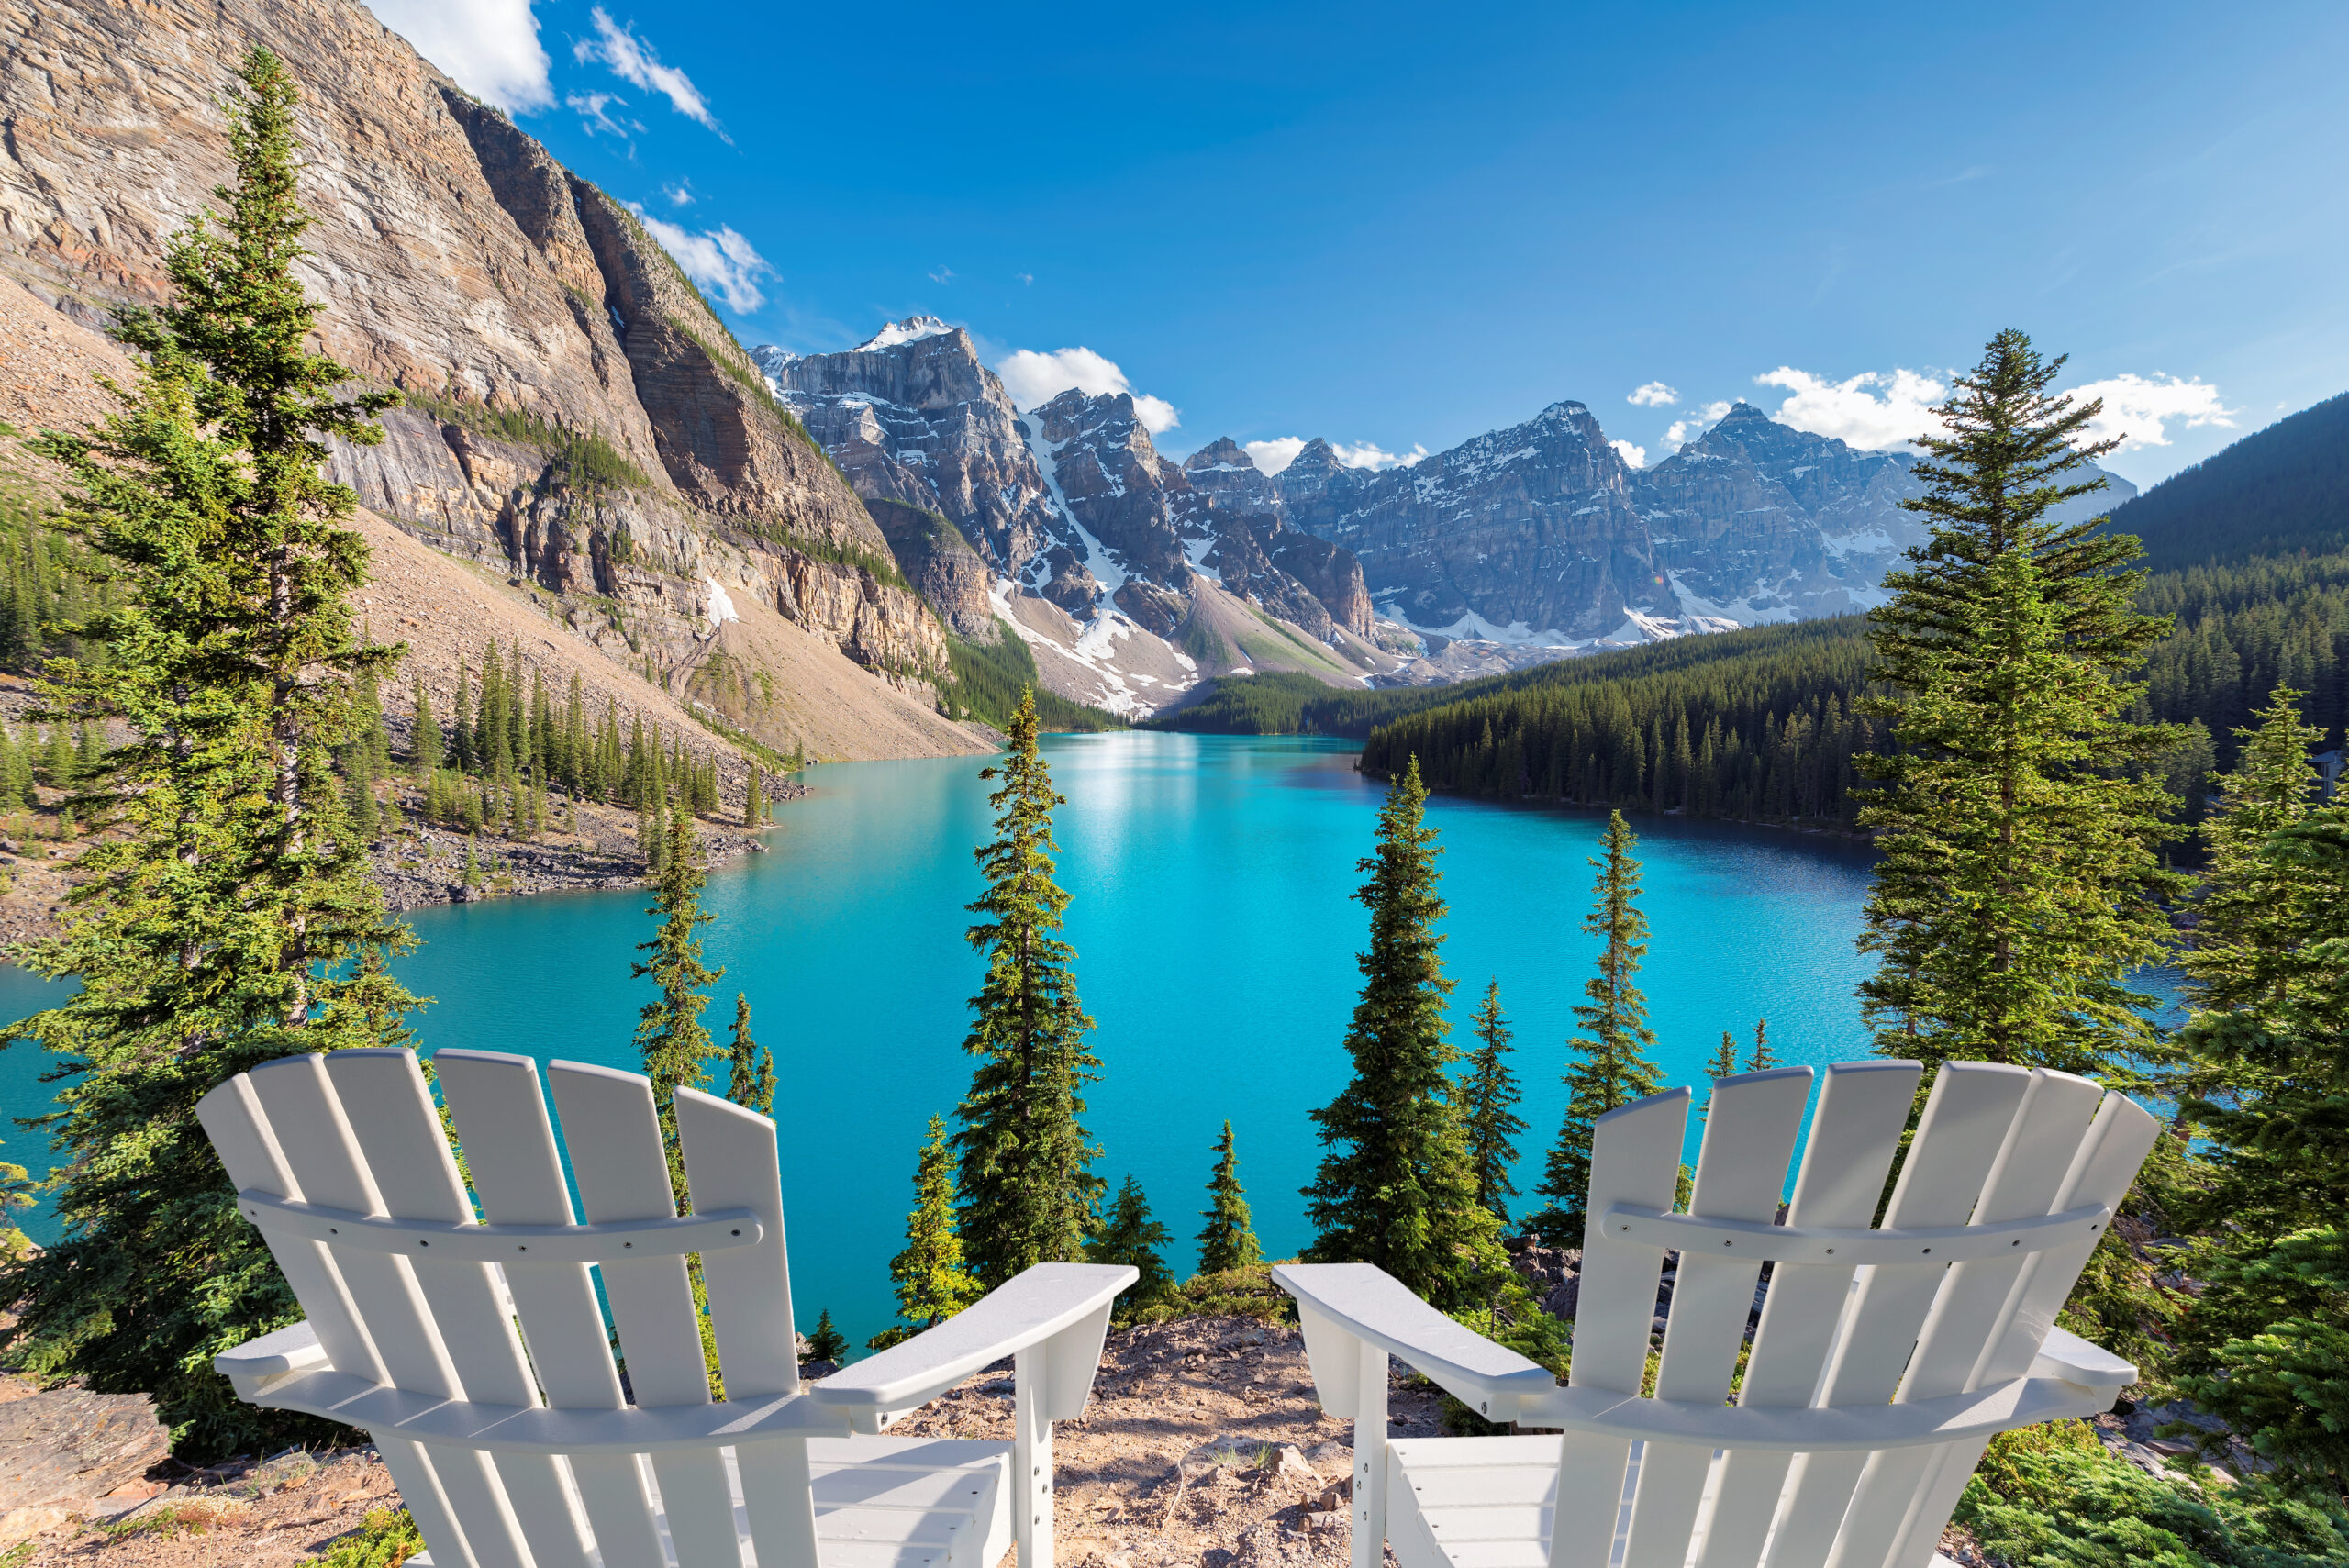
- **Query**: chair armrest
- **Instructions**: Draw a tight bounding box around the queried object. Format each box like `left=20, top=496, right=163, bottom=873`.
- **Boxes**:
left=809, top=1262, right=1136, bottom=1426
left=215, top=1320, right=331, bottom=1397
left=1274, top=1262, right=1556, bottom=1423
left=2029, top=1325, right=2136, bottom=1403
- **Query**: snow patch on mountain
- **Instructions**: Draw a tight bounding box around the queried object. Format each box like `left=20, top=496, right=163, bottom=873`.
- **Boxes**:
left=856, top=316, right=956, bottom=351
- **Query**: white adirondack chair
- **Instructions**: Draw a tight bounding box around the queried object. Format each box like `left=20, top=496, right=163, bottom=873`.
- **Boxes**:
left=196, top=1047, right=1136, bottom=1568
left=1275, top=1061, right=2162, bottom=1568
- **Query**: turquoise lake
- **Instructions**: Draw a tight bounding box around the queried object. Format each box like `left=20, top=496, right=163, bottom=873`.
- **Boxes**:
left=0, top=732, right=1878, bottom=1349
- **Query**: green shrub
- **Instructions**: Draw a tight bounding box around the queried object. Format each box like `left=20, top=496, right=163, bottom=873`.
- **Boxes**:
left=313, top=1506, right=426, bottom=1566
left=1128, top=1262, right=1296, bottom=1326
left=1955, top=1419, right=2349, bottom=1568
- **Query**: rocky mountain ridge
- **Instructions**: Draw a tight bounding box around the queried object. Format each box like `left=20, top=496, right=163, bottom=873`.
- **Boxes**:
left=1272, top=398, right=2139, bottom=648
left=767, top=322, right=1398, bottom=714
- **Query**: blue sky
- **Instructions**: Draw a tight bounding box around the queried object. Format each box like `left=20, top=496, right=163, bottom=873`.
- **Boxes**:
left=371, top=0, right=2348, bottom=486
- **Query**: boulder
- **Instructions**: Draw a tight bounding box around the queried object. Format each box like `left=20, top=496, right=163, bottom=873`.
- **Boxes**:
left=0, top=1386, right=170, bottom=1541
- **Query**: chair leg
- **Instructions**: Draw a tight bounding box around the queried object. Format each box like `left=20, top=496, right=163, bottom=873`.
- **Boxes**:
left=1353, top=1342, right=1389, bottom=1568
left=1016, top=1343, right=1054, bottom=1568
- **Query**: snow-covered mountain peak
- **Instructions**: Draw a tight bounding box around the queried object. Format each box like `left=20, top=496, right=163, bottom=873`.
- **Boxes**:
left=855, top=315, right=958, bottom=351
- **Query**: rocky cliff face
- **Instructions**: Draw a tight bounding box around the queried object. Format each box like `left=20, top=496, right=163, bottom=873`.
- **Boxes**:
left=761, top=321, right=1060, bottom=569
left=0, top=0, right=964, bottom=755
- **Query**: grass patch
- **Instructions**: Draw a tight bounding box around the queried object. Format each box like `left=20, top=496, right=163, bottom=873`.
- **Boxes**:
left=314, top=1507, right=428, bottom=1566
left=1181, top=617, right=1232, bottom=668
left=944, top=629, right=1124, bottom=733
left=405, top=390, right=652, bottom=495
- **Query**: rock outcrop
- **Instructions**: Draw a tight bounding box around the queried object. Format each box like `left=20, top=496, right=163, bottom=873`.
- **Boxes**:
left=0, top=0, right=970, bottom=755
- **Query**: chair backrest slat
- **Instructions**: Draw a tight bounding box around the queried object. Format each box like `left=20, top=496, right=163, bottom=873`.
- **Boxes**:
left=1824, top=1071, right=2108, bottom=1568
left=1624, top=1069, right=1814, bottom=1568
left=1760, top=1062, right=2032, bottom=1568
left=195, top=1071, right=512, bottom=1568
left=1549, top=1089, right=1689, bottom=1568
left=677, top=1086, right=822, bottom=1568
left=1878, top=1088, right=2165, bottom=1568
left=436, top=1050, right=667, bottom=1568
left=677, top=1086, right=799, bottom=1398
left=245, top=1055, right=538, bottom=1568
left=546, top=1061, right=742, bottom=1568
left=328, top=1050, right=597, bottom=1568
left=1688, top=1062, right=1920, bottom=1568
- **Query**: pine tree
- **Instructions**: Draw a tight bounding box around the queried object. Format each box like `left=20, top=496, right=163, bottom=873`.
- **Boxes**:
left=1709, top=1031, right=1738, bottom=1080
left=2167, top=797, right=2349, bottom=1486
left=631, top=804, right=723, bottom=1201
left=724, top=992, right=775, bottom=1117
left=2180, top=686, right=2322, bottom=1051
left=1197, top=1120, right=1261, bottom=1276
left=561, top=673, right=585, bottom=795
left=952, top=688, right=1103, bottom=1287
left=1087, top=1175, right=1173, bottom=1310
left=1459, top=980, right=1526, bottom=1224
left=745, top=768, right=764, bottom=828
left=1854, top=329, right=2183, bottom=1077
left=1, top=48, right=416, bottom=1457
left=1743, top=1018, right=1777, bottom=1073
left=805, top=1309, right=848, bottom=1366
left=410, top=673, right=441, bottom=775
left=1303, top=756, right=1502, bottom=1307
left=874, top=1114, right=982, bottom=1350
left=451, top=658, right=473, bottom=772
left=1534, top=809, right=1663, bottom=1245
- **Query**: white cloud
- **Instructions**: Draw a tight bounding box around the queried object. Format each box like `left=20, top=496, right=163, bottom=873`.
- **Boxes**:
left=368, top=0, right=551, bottom=111
left=1017, top=272, right=1035, bottom=285
left=995, top=347, right=1180, bottom=435
left=1664, top=401, right=1733, bottom=450
left=1609, top=439, right=1648, bottom=470
left=929, top=265, right=955, bottom=284
left=1628, top=382, right=1678, bottom=407
left=1752, top=364, right=2235, bottom=456
left=627, top=204, right=774, bottom=313
left=662, top=180, right=695, bottom=206
left=1244, top=438, right=1305, bottom=474
left=1754, top=368, right=1947, bottom=450
left=2064, top=373, right=2236, bottom=451
left=1331, top=440, right=1427, bottom=469
left=574, top=8, right=723, bottom=138
left=565, top=91, right=636, bottom=138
